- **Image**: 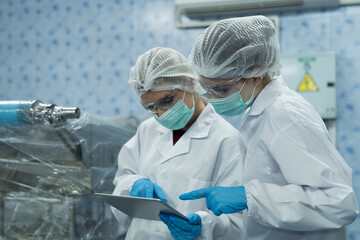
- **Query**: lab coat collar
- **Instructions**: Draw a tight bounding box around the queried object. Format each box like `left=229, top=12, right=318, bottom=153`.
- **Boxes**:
left=155, top=102, right=214, bottom=162
left=246, top=76, right=288, bottom=117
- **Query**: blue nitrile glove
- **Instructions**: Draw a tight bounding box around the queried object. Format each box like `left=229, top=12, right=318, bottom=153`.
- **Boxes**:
left=130, top=178, right=167, bottom=202
left=159, top=213, right=201, bottom=240
left=180, top=186, right=247, bottom=216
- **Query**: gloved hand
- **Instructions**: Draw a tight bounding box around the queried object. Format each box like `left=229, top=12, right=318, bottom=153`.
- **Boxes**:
left=159, top=213, right=201, bottom=240
left=180, top=186, right=247, bottom=216
left=130, top=178, right=167, bottom=202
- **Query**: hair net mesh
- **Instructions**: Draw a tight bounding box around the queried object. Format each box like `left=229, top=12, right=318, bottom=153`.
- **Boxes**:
left=189, top=15, right=281, bottom=80
left=129, top=47, right=202, bottom=96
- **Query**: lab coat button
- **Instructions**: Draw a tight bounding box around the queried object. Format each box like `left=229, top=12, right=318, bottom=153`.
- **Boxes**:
left=155, top=226, right=161, bottom=232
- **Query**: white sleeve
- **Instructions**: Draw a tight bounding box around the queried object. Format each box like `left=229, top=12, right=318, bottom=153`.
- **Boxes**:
left=197, top=149, right=246, bottom=240
left=111, top=126, right=146, bottom=227
left=245, top=120, right=359, bottom=231
left=196, top=211, right=245, bottom=240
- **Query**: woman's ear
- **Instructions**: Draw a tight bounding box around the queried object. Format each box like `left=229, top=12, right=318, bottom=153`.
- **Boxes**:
left=253, top=77, right=263, bottom=86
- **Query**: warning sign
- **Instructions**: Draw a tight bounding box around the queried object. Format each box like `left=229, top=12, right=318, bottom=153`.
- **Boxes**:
left=297, top=73, right=318, bottom=91
left=297, top=61, right=318, bottom=91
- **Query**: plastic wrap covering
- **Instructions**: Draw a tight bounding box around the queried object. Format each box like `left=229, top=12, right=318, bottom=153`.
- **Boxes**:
left=0, top=105, right=139, bottom=240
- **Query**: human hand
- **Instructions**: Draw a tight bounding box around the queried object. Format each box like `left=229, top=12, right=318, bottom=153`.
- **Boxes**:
left=159, top=213, right=201, bottom=240
left=180, top=186, right=247, bottom=216
left=130, top=178, right=167, bottom=202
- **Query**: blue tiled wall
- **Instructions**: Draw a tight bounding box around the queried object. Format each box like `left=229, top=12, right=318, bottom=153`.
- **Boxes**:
left=0, top=0, right=359, bottom=238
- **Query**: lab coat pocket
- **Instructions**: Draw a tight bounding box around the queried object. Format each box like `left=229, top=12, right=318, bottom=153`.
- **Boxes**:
left=180, top=178, right=212, bottom=215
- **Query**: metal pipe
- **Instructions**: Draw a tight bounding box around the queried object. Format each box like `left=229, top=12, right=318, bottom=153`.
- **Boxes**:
left=0, top=100, right=81, bottom=127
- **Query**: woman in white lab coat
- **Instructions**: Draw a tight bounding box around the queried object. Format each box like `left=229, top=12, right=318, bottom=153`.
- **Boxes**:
left=111, top=47, right=246, bottom=239
left=179, top=16, right=359, bottom=240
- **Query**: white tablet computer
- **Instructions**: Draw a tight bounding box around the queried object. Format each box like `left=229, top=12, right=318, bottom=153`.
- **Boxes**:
left=95, top=193, right=188, bottom=222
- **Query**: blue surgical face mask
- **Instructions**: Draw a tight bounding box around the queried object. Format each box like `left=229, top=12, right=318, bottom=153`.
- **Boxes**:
left=208, top=80, right=256, bottom=117
left=153, top=93, right=195, bottom=130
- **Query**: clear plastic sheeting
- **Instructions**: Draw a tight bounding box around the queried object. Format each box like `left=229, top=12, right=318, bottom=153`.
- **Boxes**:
left=0, top=111, right=139, bottom=240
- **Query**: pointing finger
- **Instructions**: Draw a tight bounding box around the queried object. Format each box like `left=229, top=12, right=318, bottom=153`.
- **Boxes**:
left=179, top=187, right=211, bottom=200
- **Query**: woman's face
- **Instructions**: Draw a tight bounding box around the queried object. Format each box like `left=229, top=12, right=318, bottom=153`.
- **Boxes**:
left=140, top=89, right=193, bottom=117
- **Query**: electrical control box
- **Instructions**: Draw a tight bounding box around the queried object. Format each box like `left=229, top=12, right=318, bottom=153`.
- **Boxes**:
left=281, top=52, right=336, bottom=119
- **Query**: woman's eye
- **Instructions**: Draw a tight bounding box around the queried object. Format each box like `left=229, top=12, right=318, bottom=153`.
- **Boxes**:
left=161, top=96, right=175, bottom=105
left=215, top=87, right=231, bottom=94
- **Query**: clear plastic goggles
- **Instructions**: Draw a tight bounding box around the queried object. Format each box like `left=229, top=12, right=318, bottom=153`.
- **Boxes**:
left=199, top=77, right=241, bottom=98
left=140, top=89, right=180, bottom=113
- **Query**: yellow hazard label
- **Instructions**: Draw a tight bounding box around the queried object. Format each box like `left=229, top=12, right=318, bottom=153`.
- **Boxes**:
left=297, top=73, right=318, bottom=91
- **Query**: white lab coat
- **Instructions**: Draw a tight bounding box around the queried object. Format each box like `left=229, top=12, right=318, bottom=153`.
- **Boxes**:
left=112, top=103, right=246, bottom=239
left=240, top=76, right=359, bottom=240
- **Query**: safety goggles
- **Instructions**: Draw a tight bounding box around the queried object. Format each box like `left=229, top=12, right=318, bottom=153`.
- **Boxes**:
left=199, top=77, right=241, bottom=98
left=140, top=89, right=180, bottom=113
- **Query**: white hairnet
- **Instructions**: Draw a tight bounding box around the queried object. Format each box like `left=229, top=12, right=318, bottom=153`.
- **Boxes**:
left=129, top=47, right=203, bottom=96
left=189, top=15, right=281, bottom=80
